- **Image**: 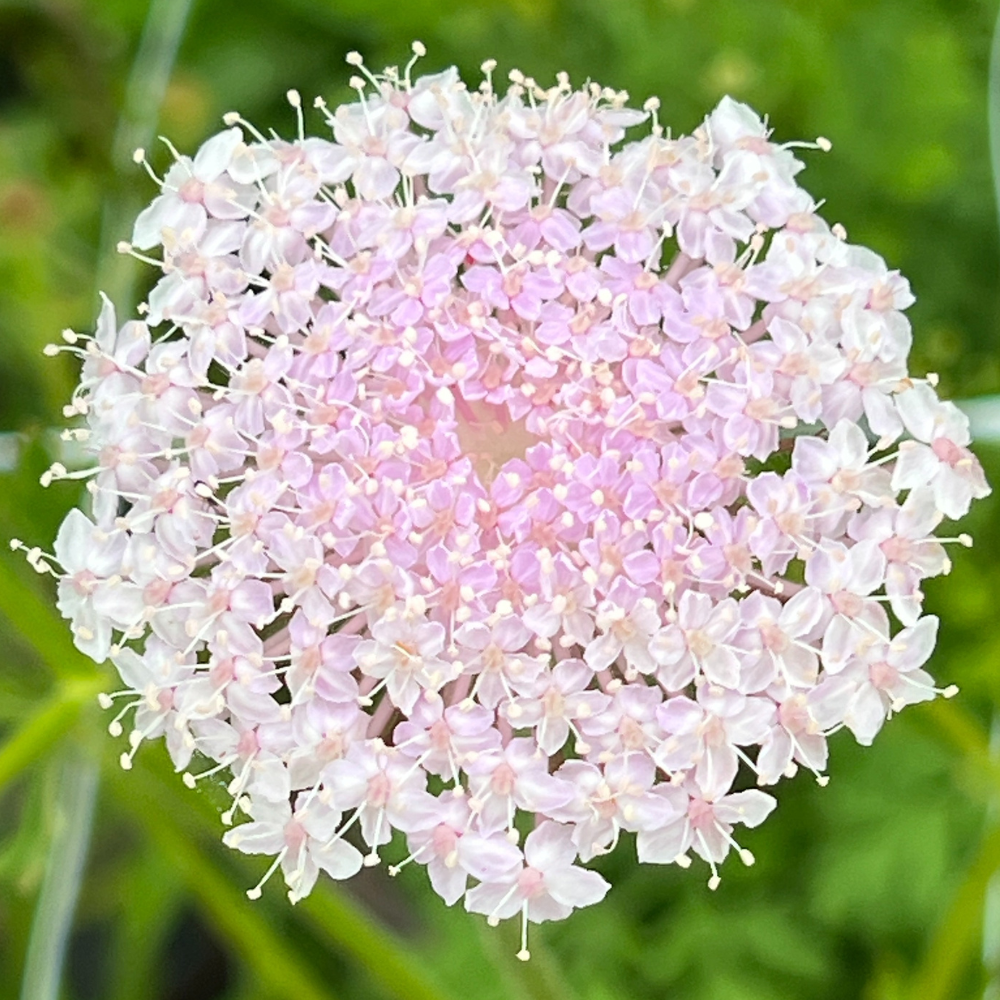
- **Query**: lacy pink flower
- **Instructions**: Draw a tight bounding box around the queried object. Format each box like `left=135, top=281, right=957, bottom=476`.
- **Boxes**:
left=26, top=47, right=989, bottom=958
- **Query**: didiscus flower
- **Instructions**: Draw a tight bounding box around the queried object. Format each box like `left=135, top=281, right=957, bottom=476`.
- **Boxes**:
left=25, top=45, right=989, bottom=958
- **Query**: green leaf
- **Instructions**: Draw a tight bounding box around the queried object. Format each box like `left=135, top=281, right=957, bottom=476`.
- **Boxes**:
left=906, top=822, right=1000, bottom=1000
left=300, top=885, right=457, bottom=1000
left=19, top=754, right=98, bottom=1000
left=120, top=747, right=460, bottom=1000
left=114, top=774, right=341, bottom=1000
left=0, top=678, right=102, bottom=795
left=107, top=844, right=187, bottom=1000
left=0, top=550, right=97, bottom=682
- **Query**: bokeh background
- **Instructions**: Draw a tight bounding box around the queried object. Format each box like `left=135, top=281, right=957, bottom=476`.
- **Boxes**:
left=2, top=1, right=1000, bottom=998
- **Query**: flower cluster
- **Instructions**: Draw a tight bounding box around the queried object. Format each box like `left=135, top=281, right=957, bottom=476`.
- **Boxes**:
left=28, top=48, right=988, bottom=956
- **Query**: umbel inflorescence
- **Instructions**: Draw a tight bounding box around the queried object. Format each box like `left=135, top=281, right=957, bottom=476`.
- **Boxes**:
left=25, top=46, right=990, bottom=957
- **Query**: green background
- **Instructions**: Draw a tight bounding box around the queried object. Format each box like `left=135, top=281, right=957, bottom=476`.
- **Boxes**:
left=1, top=1, right=999, bottom=998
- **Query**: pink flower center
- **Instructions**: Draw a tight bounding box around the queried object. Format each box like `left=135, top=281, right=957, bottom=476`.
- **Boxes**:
left=516, top=866, right=547, bottom=898
left=431, top=824, right=460, bottom=859
left=687, top=797, right=715, bottom=827
left=778, top=696, right=810, bottom=733
left=72, top=569, right=98, bottom=596
left=283, top=819, right=307, bottom=852
left=179, top=177, right=205, bottom=203
left=931, top=437, right=964, bottom=467
left=367, top=772, right=392, bottom=808
left=880, top=536, right=912, bottom=563
left=491, top=763, right=517, bottom=796
left=869, top=660, right=899, bottom=691
left=761, top=623, right=789, bottom=653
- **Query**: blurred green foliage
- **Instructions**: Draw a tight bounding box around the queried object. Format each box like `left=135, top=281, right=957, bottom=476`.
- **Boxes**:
left=2, top=0, right=1000, bottom=998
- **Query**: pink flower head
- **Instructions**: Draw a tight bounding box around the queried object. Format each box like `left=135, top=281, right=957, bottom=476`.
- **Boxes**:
left=36, top=48, right=986, bottom=949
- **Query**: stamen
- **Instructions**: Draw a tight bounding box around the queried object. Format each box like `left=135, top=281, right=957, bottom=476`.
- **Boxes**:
left=246, top=850, right=287, bottom=900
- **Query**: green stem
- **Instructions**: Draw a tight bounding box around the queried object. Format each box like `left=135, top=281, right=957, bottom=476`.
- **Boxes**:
left=0, top=678, right=101, bottom=795
left=19, top=753, right=99, bottom=1000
